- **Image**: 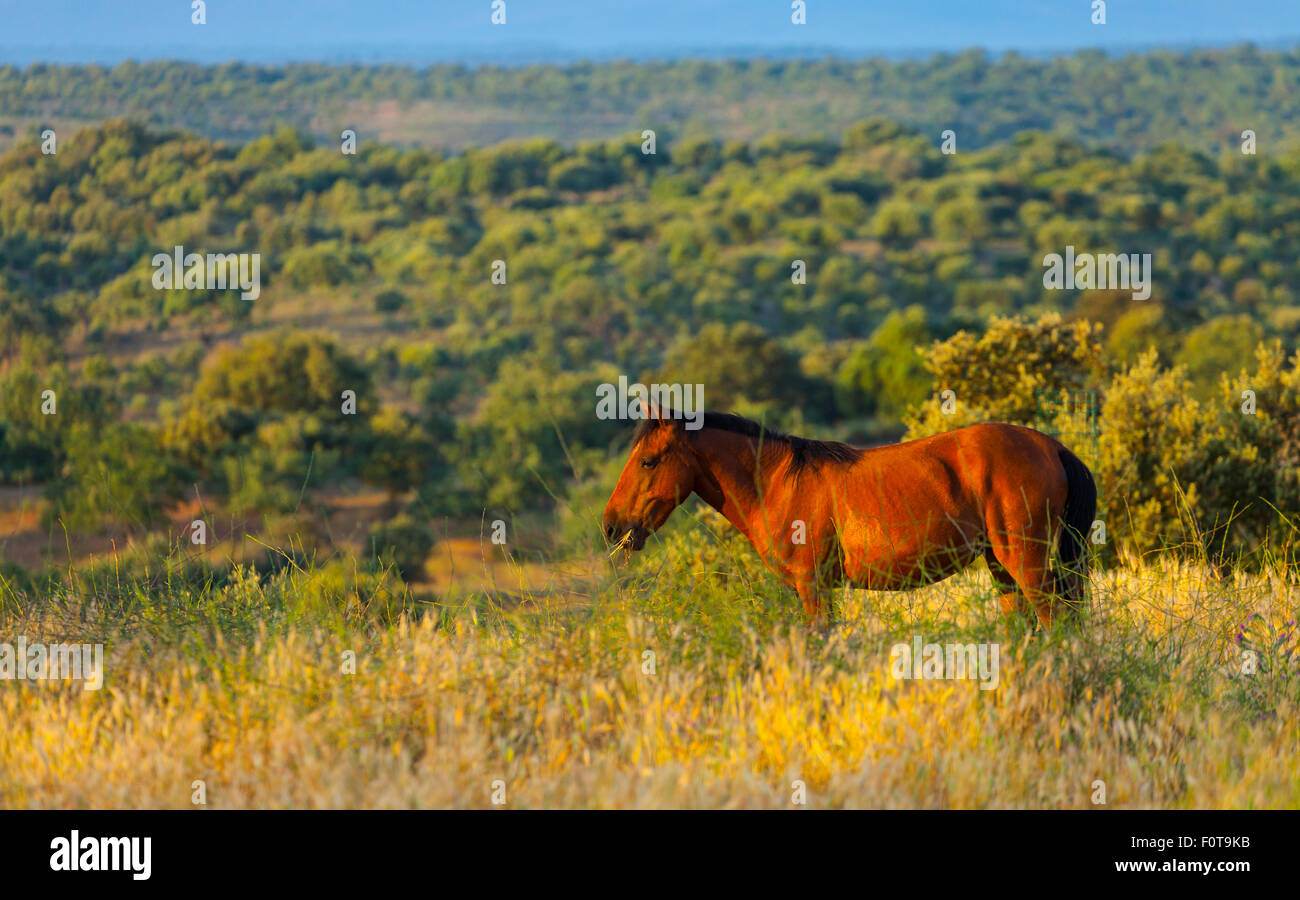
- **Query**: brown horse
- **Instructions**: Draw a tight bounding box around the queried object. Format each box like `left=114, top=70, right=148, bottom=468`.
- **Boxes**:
left=602, top=408, right=1096, bottom=628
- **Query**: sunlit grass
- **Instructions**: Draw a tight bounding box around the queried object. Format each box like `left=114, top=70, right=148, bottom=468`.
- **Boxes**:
left=1, top=509, right=1297, bottom=809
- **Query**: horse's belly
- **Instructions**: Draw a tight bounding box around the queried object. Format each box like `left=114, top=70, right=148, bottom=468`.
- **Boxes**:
left=844, top=550, right=977, bottom=590
left=840, top=520, right=984, bottom=590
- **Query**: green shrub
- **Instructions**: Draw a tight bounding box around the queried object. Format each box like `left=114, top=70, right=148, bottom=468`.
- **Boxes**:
left=373, top=289, right=408, bottom=313
left=367, top=515, right=436, bottom=583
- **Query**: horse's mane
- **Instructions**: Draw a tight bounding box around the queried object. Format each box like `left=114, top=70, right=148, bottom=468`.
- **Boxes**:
left=633, top=411, right=862, bottom=474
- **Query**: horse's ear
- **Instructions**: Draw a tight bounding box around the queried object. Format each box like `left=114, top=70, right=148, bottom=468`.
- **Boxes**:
left=638, top=396, right=667, bottom=424
left=636, top=397, right=684, bottom=436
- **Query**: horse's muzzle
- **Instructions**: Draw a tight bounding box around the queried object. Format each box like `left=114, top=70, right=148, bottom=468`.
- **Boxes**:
left=603, top=518, right=648, bottom=551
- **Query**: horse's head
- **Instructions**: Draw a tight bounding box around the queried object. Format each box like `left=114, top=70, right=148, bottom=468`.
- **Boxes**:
left=602, top=406, right=697, bottom=551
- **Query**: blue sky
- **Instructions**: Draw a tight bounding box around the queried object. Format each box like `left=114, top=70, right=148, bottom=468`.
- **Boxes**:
left=1, top=0, right=1296, bottom=64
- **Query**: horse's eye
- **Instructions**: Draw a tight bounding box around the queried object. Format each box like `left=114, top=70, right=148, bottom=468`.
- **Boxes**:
left=640, top=456, right=658, bottom=469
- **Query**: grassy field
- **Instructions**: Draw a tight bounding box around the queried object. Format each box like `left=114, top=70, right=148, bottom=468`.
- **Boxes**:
left=1, top=505, right=1297, bottom=809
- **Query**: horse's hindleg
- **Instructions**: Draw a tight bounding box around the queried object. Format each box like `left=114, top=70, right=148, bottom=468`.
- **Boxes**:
left=984, top=548, right=1030, bottom=620
left=988, top=528, right=1057, bottom=627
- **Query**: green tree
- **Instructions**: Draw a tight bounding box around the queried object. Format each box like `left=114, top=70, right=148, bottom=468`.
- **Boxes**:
left=836, top=306, right=931, bottom=421
left=1175, top=316, right=1264, bottom=394
left=47, top=422, right=188, bottom=531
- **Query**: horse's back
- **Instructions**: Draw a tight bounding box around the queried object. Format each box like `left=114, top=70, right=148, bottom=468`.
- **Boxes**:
left=847, top=421, right=1059, bottom=488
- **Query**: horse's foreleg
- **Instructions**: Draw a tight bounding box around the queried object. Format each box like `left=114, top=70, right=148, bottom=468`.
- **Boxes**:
left=795, top=580, right=829, bottom=633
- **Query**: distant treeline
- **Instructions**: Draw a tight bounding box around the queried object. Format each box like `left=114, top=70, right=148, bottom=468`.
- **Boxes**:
left=2, top=45, right=1299, bottom=150
left=1, top=112, right=1298, bottom=555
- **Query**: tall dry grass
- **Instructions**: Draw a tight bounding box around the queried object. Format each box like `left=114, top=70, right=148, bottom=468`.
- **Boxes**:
left=1, top=509, right=1297, bottom=808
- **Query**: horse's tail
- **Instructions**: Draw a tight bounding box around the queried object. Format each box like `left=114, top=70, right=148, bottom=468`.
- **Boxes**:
left=1055, top=448, right=1097, bottom=612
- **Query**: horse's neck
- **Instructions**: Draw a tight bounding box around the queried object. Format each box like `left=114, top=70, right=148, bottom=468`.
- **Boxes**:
left=689, top=430, right=789, bottom=545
